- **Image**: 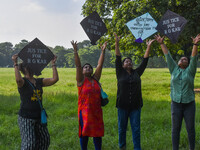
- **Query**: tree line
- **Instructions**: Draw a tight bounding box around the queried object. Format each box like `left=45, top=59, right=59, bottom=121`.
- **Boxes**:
left=1, top=0, right=200, bottom=68
left=0, top=39, right=169, bottom=68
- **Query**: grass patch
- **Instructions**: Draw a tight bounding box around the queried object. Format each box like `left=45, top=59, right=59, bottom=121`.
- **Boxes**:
left=1, top=68, right=200, bottom=149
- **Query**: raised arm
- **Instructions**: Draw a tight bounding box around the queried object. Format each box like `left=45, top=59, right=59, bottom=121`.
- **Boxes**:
left=71, top=40, right=84, bottom=86
left=191, top=33, right=200, bottom=57
left=93, top=41, right=107, bottom=81
left=155, top=34, right=177, bottom=74
left=144, top=39, right=155, bottom=58
left=43, top=56, right=59, bottom=86
left=154, top=34, right=168, bottom=54
left=114, top=33, right=121, bottom=56
left=12, top=54, right=24, bottom=88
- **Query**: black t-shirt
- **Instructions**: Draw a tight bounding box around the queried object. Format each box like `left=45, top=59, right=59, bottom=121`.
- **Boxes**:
left=18, top=78, right=43, bottom=119
left=115, top=55, right=148, bottom=110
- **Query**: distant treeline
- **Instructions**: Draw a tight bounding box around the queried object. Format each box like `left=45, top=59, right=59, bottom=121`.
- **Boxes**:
left=0, top=39, right=191, bottom=68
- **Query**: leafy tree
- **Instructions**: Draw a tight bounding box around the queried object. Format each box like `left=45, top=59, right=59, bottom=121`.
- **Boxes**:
left=77, top=40, right=91, bottom=49
left=81, top=0, right=200, bottom=60
left=0, top=42, right=13, bottom=67
left=13, top=40, right=29, bottom=55
left=65, top=50, right=75, bottom=68
left=53, top=46, right=69, bottom=67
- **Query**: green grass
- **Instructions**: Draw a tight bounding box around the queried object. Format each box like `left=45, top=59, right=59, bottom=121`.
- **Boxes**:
left=1, top=68, right=200, bottom=150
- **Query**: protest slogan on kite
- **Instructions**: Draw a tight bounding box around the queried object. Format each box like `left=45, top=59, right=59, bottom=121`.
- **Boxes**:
left=162, top=17, right=181, bottom=35
left=126, top=13, right=157, bottom=43
left=80, top=11, right=107, bottom=45
left=26, top=48, right=48, bottom=65
left=18, top=38, right=54, bottom=75
left=156, top=10, right=187, bottom=43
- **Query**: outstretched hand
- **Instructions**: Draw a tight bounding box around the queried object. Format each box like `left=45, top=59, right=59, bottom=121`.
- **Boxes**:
left=146, top=39, right=155, bottom=47
left=114, top=33, right=120, bottom=43
left=12, top=54, right=18, bottom=64
left=51, top=55, right=57, bottom=65
left=154, top=34, right=165, bottom=44
left=191, top=34, right=200, bottom=44
left=71, top=40, right=78, bottom=52
left=100, top=41, right=108, bottom=51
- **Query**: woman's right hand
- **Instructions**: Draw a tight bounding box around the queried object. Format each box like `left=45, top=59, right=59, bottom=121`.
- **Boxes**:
left=154, top=34, right=165, bottom=44
left=71, top=40, right=78, bottom=53
left=12, top=54, right=18, bottom=64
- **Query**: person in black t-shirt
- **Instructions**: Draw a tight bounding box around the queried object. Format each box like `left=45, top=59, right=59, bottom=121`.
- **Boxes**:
left=12, top=54, right=59, bottom=150
left=114, top=33, right=155, bottom=150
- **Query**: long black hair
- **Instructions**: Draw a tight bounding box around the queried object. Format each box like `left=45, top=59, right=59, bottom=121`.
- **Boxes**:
left=18, top=63, right=33, bottom=75
left=82, top=63, right=93, bottom=72
left=122, top=57, right=132, bottom=65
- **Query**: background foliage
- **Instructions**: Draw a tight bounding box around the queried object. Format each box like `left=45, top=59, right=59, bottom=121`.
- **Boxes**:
left=0, top=39, right=170, bottom=68
left=82, top=0, right=200, bottom=59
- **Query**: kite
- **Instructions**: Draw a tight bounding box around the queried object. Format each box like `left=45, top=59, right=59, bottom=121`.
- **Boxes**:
left=18, top=38, right=54, bottom=76
left=156, top=10, right=187, bottom=43
left=126, top=13, right=158, bottom=43
left=80, top=11, right=107, bottom=45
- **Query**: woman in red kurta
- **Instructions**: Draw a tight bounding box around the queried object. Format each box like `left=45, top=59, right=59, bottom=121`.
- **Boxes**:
left=71, top=40, right=107, bottom=150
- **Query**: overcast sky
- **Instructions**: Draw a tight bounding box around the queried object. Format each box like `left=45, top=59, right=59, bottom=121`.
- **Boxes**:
left=0, top=0, right=88, bottom=48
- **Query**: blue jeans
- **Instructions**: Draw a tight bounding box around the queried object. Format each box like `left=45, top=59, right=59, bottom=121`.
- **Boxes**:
left=118, top=108, right=141, bottom=150
left=171, top=101, right=195, bottom=150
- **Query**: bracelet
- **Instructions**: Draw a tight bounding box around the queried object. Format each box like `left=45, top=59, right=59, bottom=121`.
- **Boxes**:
left=193, top=43, right=199, bottom=46
left=52, top=64, right=56, bottom=67
left=14, top=64, right=18, bottom=67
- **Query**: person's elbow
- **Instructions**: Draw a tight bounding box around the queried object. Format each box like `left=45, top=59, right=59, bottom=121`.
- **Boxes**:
left=53, top=76, right=59, bottom=84
left=49, top=76, right=59, bottom=86
left=16, top=79, right=24, bottom=88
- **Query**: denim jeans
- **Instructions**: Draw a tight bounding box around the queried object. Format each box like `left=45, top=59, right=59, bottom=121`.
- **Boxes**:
left=118, top=108, right=141, bottom=150
left=171, top=101, right=195, bottom=150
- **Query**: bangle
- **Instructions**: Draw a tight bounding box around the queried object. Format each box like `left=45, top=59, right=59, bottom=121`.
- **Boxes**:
left=193, top=43, right=199, bottom=46
left=14, top=64, right=18, bottom=67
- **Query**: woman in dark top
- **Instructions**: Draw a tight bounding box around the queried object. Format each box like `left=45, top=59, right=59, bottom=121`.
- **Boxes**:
left=12, top=54, right=59, bottom=150
left=114, top=33, right=155, bottom=150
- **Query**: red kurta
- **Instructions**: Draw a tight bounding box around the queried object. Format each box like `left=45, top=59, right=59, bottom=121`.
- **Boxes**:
left=78, top=77, right=104, bottom=137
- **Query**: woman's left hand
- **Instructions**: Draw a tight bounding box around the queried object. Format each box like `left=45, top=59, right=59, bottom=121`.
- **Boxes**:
left=100, top=41, right=108, bottom=51
left=192, top=33, right=200, bottom=44
left=51, top=55, right=57, bottom=65
left=146, top=39, right=155, bottom=47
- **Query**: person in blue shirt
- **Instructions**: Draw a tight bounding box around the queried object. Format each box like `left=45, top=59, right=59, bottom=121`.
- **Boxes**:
left=155, top=34, right=200, bottom=150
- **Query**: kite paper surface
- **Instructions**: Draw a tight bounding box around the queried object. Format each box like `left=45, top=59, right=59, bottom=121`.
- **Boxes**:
left=18, top=38, right=54, bottom=76
left=80, top=11, right=107, bottom=45
left=156, top=10, right=187, bottom=43
left=126, top=13, right=157, bottom=43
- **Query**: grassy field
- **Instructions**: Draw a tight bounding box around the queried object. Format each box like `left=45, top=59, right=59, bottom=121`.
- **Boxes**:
left=1, top=68, right=200, bottom=150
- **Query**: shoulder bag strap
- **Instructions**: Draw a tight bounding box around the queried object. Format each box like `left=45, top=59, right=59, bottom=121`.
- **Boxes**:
left=25, top=78, right=44, bottom=110
left=92, top=77, right=101, bottom=88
